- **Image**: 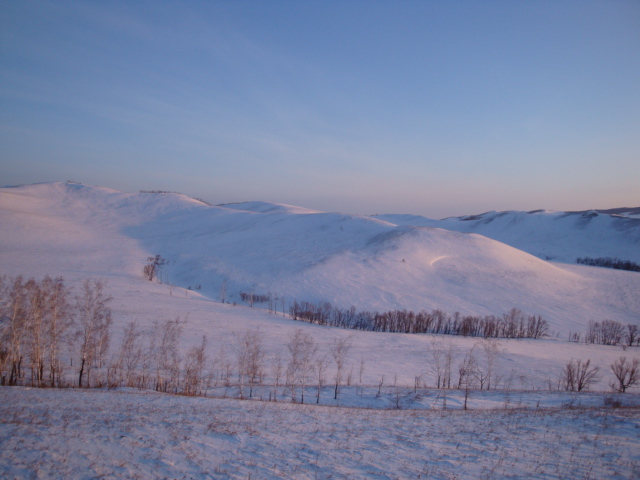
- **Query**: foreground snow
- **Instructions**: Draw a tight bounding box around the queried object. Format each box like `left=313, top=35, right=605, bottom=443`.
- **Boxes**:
left=2, top=387, right=639, bottom=480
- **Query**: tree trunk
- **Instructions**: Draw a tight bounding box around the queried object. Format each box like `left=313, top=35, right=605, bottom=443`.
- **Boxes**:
left=78, top=357, right=85, bottom=387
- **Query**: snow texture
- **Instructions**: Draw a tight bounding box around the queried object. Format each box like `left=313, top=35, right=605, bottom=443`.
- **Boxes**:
left=1, top=182, right=640, bottom=479
left=2, top=387, right=640, bottom=480
left=1, top=182, right=638, bottom=336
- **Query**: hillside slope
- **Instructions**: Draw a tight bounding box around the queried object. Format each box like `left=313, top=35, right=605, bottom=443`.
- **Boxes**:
left=374, top=208, right=640, bottom=264
left=1, top=182, right=639, bottom=335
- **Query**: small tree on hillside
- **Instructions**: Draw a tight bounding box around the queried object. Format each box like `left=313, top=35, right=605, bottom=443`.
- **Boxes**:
left=285, top=329, right=317, bottom=403
left=270, top=352, right=283, bottom=401
left=610, top=357, right=639, bottom=393
left=561, top=359, right=600, bottom=392
left=76, top=279, right=112, bottom=388
left=236, top=329, right=265, bottom=398
left=331, top=336, right=352, bottom=400
left=2, top=276, right=29, bottom=385
left=143, top=255, right=166, bottom=283
left=219, top=278, right=227, bottom=304
left=428, top=340, right=444, bottom=389
left=184, top=335, right=208, bottom=396
left=315, top=353, right=329, bottom=404
left=111, top=321, right=142, bottom=388
left=627, top=325, right=639, bottom=347
left=44, top=276, right=74, bottom=387
left=24, top=278, right=47, bottom=387
left=481, top=339, right=500, bottom=390
left=149, top=317, right=183, bottom=393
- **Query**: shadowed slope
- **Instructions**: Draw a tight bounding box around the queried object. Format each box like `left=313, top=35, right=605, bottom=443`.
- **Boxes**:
left=1, top=182, right=638, bottom=335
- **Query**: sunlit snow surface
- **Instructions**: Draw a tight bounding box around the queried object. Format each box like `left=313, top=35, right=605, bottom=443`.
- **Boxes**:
left=374, top=208, right=640, bottom=264
left=2, top=388, right=639, bottom=479
left=1, top=182, right=638, bottom=335
left=1, top=182, right=640, bottom=479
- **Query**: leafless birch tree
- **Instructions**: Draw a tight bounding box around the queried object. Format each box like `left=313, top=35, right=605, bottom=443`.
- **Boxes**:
left=331, top=336, right=352, bottom=400
left=236, top=329, right=265, bottom=398
left=76, top=279, right=112, bottom=388
left=184, top=335, right=208, bottom=396
left=286, top=329, right=317, bottom=403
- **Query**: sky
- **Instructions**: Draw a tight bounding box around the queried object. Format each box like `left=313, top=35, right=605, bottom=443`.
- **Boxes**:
left=1, top=0, right=639, bottom=218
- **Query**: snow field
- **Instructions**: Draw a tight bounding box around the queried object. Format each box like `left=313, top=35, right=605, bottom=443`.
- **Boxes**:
left=2, top=182, right=640, bottom=479
left=2, top=387, right=639, bottom=480
left=1, top=182, right=638, bottom=336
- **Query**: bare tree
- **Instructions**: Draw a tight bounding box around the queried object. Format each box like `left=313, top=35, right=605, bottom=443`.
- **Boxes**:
left=0, top=276, right=9, bottom=384
left=428, top=340, right=445, bottom=388
left=1, top=276, right=74, bottom=387
left=149, top=317, right=183, bottom=393
left=214, top=345, right=233, bottom=391
left=610, top=357, right=639, bottom=393
left=143, top=255, right=166, bottom=282
left=587, top=320, right=626, bottom=346
left=358, top=357, right=366, bottom=385
left=457, top=347, right=477, bottom=389
left=286, top=329, right=317, bottom=403
left=76, top=279, right=112, bottom=388
left=2, top=277, right=29, bottom=385
left=627, top=325, right=639, bottom=347
left=24, top=278, right=48, bottom=387
left=458, top=348, right=478, bottom=410
left=475, top=339, right=501, bottom=390
left=43, top=276, right=73, bottom=387
left=236, top=329, right=265, bottom=398
left=111, top=321, right=143, bottom=388
left=139, top=331, right=154, bottom=390
left=315, top=353, right=329, bottom=404
left=184, top=335, right=208, bottom=396
left=440, top=342, right=455, bottom=389
left=428, top=340, right=456, bottom=389
left=331, top=336, right=352, bottom=400
left=601, top=320, right=625, bottom=346
left=219, top=278, right=227, bottom=304
left=561, top=359, right=600, bottom=392
left=270, top=352, right=283, bottom=401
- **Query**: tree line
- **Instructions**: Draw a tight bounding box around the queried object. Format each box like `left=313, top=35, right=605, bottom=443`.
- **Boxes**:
left=0, top=276, right=111, bottom=387
left=2, top=275, right=638, bottom=402
left=289, top=301, right=549, bottom=339
left=568, top=320, right=639, bottom=347
left=0, top=276, right=355, bottom=402
left=559, top=357, right=638, bottom=394
left=576, top=257, right=640, bottom=272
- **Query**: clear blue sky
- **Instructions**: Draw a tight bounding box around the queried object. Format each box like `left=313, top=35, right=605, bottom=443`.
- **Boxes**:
left=1, top=0, right=639, bottom=218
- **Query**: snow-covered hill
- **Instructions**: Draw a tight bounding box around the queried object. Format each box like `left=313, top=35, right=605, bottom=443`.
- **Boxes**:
left=1, top=182, right=639, bottom=336
left=2, top=182, right=640, bottom=480
left=374, top=208, right=640, bottom=264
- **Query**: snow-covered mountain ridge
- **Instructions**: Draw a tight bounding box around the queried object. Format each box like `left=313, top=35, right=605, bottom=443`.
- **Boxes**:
left=0, top=182, right=638, bottom=335
left=374, top=207, right=640, bottom=264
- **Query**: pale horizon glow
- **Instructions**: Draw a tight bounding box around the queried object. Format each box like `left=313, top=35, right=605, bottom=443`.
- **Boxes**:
left=1, top=0, right=639, bottom=218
